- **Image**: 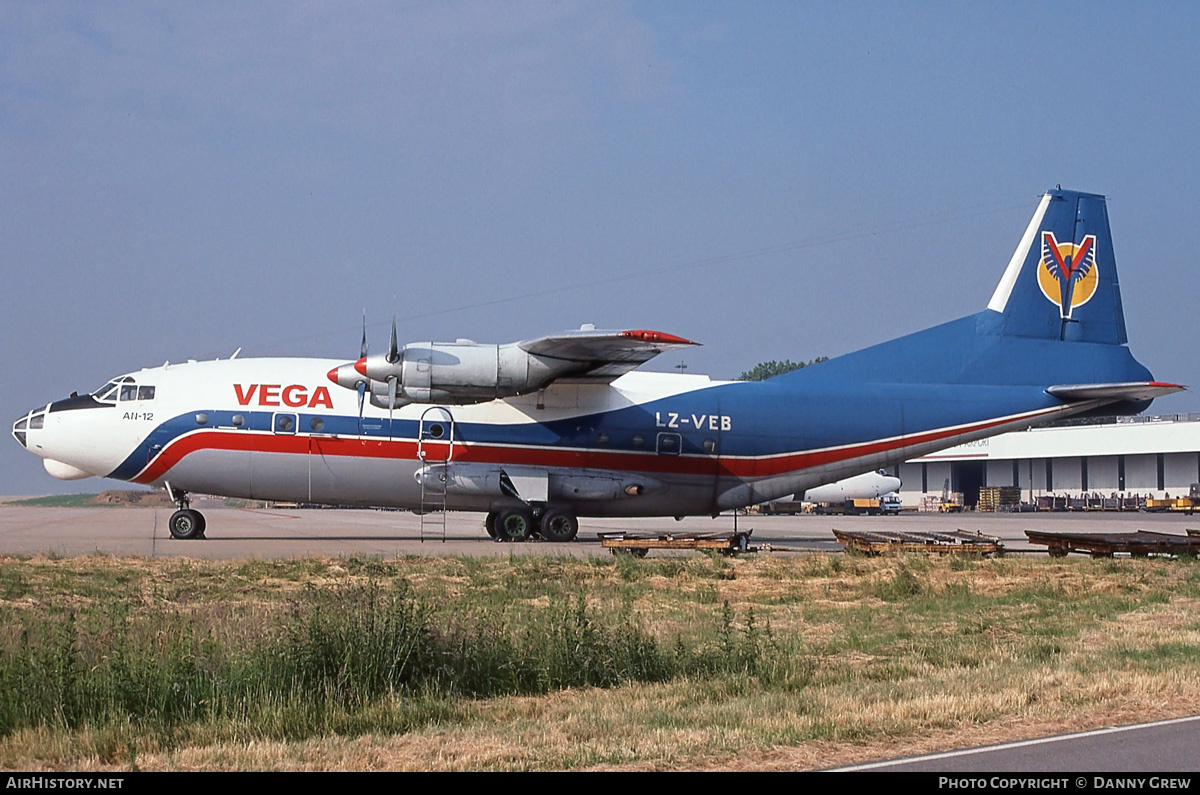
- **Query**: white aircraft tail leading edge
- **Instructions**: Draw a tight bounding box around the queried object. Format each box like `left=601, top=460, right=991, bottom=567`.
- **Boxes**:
left=12, top=188, right=1182, bottom=541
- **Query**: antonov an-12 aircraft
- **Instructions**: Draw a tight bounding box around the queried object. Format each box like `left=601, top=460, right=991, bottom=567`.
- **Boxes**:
left=12, top=189, right=1182, bottom=542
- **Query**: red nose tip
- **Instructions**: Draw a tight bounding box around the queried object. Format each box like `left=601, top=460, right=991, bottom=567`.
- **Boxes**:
left=327, top=367, right=340, bottom=384
left=354, top=357, right=367, bottom=376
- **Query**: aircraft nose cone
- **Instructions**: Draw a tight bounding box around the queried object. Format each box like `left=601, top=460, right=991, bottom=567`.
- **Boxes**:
left=12, top=408, right=42, bottom=449
left=12, top=414, right=28, bottom=448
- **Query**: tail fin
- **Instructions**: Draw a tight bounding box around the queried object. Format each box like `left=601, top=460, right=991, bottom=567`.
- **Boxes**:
left=983, top=189, right=1126, bottom=344
left=777, top=187, right=1158, bottom=391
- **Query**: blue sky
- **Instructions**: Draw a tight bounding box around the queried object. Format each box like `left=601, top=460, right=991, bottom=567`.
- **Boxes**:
left=3, top=1, right=1198, bottom=494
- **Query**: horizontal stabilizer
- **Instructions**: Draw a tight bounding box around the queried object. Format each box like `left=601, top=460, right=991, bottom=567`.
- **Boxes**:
left=1046, top=382, right=1185, bottom=403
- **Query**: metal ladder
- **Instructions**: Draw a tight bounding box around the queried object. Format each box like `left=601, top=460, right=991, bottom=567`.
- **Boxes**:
left=418, top=462, right=447, bottom=542
left=418, top=407, right=454, bottom=543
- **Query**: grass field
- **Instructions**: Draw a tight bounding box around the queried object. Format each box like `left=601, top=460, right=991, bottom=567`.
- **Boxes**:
left=2, top=551, right=1200, bottom=771
left=2, top=494, right=104, bottom=508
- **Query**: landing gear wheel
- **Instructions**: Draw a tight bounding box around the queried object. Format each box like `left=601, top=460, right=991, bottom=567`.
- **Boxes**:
left=495, top=507, right=533, bottom=542
left=539, top=508, right=579, bottom=543
left=168, top=509, right=205, bottom=540
left=484, top=511, right=499, bottom=539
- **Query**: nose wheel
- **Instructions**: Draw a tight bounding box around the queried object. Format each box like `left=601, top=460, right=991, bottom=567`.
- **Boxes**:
left=164, top=483, right=206, bottom=540
left=168, top=508, right=206, bottom=540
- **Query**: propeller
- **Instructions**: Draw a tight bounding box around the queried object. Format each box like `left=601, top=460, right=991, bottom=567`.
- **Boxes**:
left=387, top=375, right=399, bottom=433
left=383, top=313, right=401, bottom=426
left=356, top=382, right=367, bottom=435
left=357, top=311, right=369, bottom=434
left=386, top=315, right=400, bottom=364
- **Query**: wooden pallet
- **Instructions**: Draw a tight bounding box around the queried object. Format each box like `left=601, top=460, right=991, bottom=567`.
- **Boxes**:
left=832, top=528, right=1001, bottom=556
left=597, top=530, right=754, bottom=557
left=1026, top=529, right=1200, bottom=558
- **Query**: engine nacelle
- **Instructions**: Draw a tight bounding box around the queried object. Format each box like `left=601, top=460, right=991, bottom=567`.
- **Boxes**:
left=333, top=340, right=579, bottom=406
left=415, top=463, right=663, bottom=501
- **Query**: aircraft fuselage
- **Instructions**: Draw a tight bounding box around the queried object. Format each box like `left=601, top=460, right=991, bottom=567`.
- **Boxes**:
left=16, top=356, right=1096, bottom=520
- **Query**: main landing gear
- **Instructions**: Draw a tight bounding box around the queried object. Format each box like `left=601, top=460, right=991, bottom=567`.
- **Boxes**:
left=484, top=506, right=579, bottom=543
left=165, top=483, right=206, bottom=540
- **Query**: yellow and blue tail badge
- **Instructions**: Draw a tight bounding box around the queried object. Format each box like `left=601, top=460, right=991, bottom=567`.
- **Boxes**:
left=984, top=189, right=1127, bottom=344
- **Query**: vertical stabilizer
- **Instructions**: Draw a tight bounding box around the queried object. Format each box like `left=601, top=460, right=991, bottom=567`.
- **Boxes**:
left=983, top=189, right=1127, bottom=344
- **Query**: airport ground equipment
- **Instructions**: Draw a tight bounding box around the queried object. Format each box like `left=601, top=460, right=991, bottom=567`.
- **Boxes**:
left=598, top=530, right=754, bottom=557
left=833, top=528, right=1001, bottom=555
left=1025, top=529, right=1200, bottom=558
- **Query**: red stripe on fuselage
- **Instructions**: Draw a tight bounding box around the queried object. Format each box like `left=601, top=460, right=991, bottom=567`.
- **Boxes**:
left=130, top=405, right=1065, bottom=485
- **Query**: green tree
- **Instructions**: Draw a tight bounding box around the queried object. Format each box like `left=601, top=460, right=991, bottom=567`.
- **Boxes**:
left=735, top=357, right=828, bottom=382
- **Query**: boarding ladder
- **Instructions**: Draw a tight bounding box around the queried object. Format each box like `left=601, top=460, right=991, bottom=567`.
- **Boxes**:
left=417, top=407, right=454, bottom=542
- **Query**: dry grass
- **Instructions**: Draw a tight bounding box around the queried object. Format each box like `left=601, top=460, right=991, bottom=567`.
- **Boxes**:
left=2, top=551, right=1200, bottom=770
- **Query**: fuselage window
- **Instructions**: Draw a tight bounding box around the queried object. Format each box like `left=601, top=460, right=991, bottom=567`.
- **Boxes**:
left=232, top=414, right=246, bottom=427
left=119, top=384, right=138, bottom=401
left=137, top=386, right=155, bottom=401
left=310, top=417, right=325, bottom=432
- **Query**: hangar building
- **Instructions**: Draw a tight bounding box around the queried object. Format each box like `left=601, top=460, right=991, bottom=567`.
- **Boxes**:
left=896, top=413, right=1200, bottom=508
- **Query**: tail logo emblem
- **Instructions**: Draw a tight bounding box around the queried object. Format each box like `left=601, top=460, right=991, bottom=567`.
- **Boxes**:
left=1037, top=232, right=1098, bottom=318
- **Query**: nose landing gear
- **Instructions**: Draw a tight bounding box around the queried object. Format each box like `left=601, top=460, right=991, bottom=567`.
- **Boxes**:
left=168, top=508, right=206, bottom=540
left=165, top=482, right=206, bottom=540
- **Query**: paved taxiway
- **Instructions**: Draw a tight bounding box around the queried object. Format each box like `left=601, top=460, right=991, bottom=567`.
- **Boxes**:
left=837, top=715, right=1200, bottom=772
left=0, top=503, right=1197, bottom=559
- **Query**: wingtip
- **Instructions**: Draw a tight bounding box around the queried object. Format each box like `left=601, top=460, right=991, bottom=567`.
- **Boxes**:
left=619, top=329, right=698, bottom=345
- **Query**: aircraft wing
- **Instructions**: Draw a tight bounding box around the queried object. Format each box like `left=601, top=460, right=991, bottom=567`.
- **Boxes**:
left=518, top=328, right=698, bottom=383
left=1046, top=382, right=1185, bottom=402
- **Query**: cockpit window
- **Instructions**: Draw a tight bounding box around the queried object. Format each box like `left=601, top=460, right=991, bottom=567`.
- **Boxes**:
left=137, top=386, right=155, bottom=401
left=119, top=384, right=138, bottom=401
left=94, top=382, right=119, bottom=402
